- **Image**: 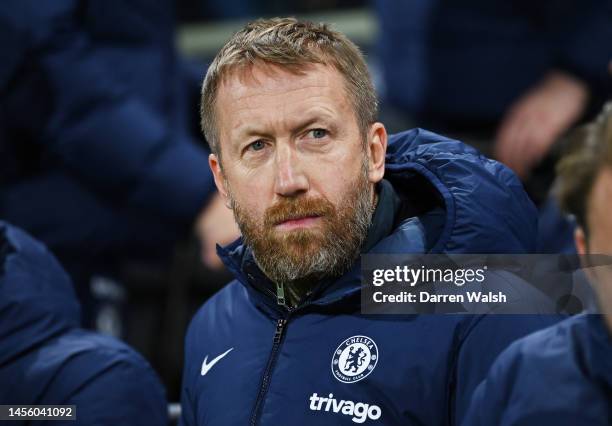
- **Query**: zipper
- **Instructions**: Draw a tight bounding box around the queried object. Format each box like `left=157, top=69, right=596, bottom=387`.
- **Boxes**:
left=275, top=282, right=286, bottom=307
left=248, top=278, right=321, bottom=424
left=249, top=316, right=289, bottom=426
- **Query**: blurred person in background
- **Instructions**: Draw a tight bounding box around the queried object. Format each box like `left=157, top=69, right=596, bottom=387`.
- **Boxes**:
left=375, top=0, right=612, bottom=253
left=0, top=0, right=239, bottom=327
left=0, top=221, right=168, bottom=425
left=375, top=0, right=611, bottom=174
left=463, top=102, right=612, bottom=426
left=179, top=18, right=561, bottom=426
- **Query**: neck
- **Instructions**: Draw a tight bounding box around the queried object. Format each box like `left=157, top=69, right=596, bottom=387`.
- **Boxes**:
left=285, top=278, right=314, bottom=308
left=273, top=275, right=318, bottom=309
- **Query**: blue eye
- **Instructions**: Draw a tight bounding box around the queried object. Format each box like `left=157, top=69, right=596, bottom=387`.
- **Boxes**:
left=310, top=129, right=327, bottom=139
left=249, top=140, right=266, bottom=151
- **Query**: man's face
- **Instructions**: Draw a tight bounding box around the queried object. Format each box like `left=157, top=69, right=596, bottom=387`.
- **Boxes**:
left=209, top=63, right=386, bottom=286
left=577, top=167, right=612, bottom=329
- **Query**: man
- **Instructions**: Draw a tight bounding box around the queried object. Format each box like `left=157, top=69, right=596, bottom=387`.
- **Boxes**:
left=375, top=1, right=612, bottom=255
left=0, top=0, right=220, bottom=259
left=463, top=104, right=612, bottom=426
left=0, top=221, right=168, bottom=425
left=180, top=18, right=561, bottom=425
left=0, top=0, right=239, bottom=326
left=375, top=0, right=612, bottom=178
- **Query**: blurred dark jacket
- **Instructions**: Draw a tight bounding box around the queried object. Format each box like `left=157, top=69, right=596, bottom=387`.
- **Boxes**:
left=0, top=0, right=213, bottom=260
left=463, top=313, right=612, bottom=426
left=375, top=0, right=612, bottom=131
left=0, top=221, right=168, bottom=425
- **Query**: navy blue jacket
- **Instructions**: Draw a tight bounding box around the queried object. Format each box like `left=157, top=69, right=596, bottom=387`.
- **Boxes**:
left=0, top=0, right=213, bottom=256
left=375, top=0, right=612, bottom=127
left=0, top=221, right=168, bottom=425
left=463, top=313, right=612, bottom=426
left=180, top=129, right=562, bottom=425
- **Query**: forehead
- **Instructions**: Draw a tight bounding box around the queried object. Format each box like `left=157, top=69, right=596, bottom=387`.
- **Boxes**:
left=215, top=63, right=354, bottom=131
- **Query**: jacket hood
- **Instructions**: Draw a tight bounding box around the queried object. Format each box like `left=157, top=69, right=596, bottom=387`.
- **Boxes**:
left=0, top=221, right=81, bottom=366
left=217, top=128, right=537, bottom=312
left=382, top=128, right=536, bottom=254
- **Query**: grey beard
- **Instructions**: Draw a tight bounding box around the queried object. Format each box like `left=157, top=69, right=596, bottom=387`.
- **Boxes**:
left=252, top=184, right=374, bottom=287
left=229, top=167, right=375, bottom=301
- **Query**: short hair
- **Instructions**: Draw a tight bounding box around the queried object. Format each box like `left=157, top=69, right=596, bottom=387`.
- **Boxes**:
left=556, top=102, right=612, bottom=232
left=200, top=17, right=378, bottom=157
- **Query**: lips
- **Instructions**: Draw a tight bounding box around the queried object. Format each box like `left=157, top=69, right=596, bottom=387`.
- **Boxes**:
left=275, top=214, right=322, bottom=230
left=276, top=214, right=321, bottom=226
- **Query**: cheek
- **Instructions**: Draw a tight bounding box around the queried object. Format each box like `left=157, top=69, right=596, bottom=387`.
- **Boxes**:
left=311, top=169, right=363, bottom=207
left=591, top=270, right=612, bottom=312
left=596, top=280, right=612, bottom=310
left=589, top=234, right=612, bottom=256
left=307, top=147, right=364, bottom=189
left=232, top=188, right=266, bottom=215
left=227, top=178, right=271, bottom=220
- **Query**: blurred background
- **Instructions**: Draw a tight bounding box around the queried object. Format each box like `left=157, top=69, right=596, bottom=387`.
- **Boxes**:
left=0, top=0, right=610, bottom=405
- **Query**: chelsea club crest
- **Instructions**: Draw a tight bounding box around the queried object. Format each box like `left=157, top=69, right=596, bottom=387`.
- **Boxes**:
left=331, top=335, right=378, bottom=383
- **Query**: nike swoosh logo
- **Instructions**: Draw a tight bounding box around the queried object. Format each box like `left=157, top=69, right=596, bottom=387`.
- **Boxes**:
left=201, top=347, right=234, bottom=376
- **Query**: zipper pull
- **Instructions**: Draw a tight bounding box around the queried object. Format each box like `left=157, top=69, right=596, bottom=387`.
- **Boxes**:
left=276, top=281, right=286, bottom=307
left=274, top=319, right=287, bottom=344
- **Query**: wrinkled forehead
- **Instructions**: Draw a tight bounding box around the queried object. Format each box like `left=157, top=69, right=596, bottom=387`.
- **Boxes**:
left=216, top=62, right=355, bottom=131
left=217, top=61, right=350, bottom=101
left=220, top=60, right=317, bottom=86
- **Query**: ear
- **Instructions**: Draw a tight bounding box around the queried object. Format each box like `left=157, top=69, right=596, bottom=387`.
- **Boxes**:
left=209, top=154, right=231, bottom=209
left=574, top=226, right=597, bottom=283
left=575, top=227, right=587, bottom=256
left=366, top=122, right=387, bottom=184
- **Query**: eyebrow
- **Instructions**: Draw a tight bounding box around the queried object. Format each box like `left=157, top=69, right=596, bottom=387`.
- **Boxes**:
left=235, top=113, right=335, bottom=142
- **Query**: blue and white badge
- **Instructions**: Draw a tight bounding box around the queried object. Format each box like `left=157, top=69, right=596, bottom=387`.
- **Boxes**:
left=331, top=335, right=378, bottom=383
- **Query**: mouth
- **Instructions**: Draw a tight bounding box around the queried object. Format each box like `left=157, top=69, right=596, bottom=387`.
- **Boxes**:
left=275, top=214, right=322, bottom=231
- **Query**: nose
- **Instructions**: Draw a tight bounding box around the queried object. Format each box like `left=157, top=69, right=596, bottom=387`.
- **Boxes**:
left=273, top=144, right=309, bottom=197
